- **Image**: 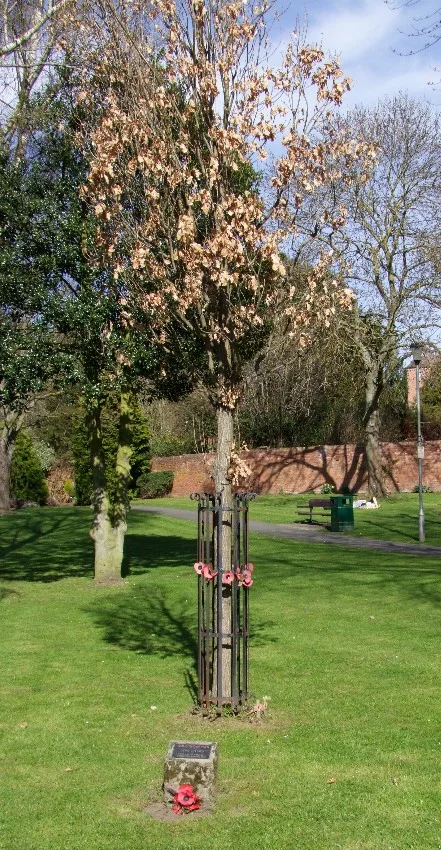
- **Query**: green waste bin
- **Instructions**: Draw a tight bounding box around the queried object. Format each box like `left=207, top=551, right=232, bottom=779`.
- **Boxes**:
left=330, top=493, right=354, bottom=532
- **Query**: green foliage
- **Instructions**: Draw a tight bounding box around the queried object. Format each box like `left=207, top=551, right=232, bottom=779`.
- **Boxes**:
left=64, top=479, right=75, bottom=499
left=420, top=359, right=441, bottom=439
left=149, top=433, right=194, bottom=457
left=71, top=423, right=93, bottom=506
left=136, top=471, right=174, bottom=498
left=27, top=392, right=82, bottom=464
left=412, top=483, right=433, bottom=493
left=27, top=68, right=202, bottom=409
left=0, top=152, right=57, bottom=416
left=320, top=483, right=335, bottom=494
left=32, top=440, right=56, bottom=474
left=72, top=400, right=150, bottom=506
left=10, top=432, right=48, bottom=505
left=146, top=387, right=216, bottom=457
left=379, top=371, right=408, bottom=440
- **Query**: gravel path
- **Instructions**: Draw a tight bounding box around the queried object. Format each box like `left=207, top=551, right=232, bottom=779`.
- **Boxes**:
left=132, top=505, right=441, bottom=557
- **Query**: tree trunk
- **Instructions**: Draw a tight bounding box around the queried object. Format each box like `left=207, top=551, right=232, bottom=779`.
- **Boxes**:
left=0, top=410, right=22, bottom=512
left=364, top=367, right=386, bottom=498
left=92, top=505, right=126, bottom=584
left=0, top=432, right=13, bottom=511
left=89, top=391, right=133, bottom=585
left=213, top=404, right=234, bottom=702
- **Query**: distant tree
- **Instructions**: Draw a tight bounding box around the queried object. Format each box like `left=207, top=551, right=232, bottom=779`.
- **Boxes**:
left=145, top=386, right=216, bottom=457
left=238, top=305, right=408, bottom=449
left=25, top=390, right=82, bottom=463
left=318, top=94, right=441, bottom=496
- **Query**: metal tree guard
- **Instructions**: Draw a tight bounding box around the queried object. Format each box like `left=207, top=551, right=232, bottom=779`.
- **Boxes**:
left=192, top=491, right=255, bottom=711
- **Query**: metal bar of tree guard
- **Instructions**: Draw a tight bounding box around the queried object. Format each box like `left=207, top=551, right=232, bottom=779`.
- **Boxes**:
left=204, top=495, right=211, bottom=708
left=242, top=494, right=249, bottom=702
left=193, top=491, right=255, bottom=710
left=216, top=493, right=223, bottom=710
left=231, top=497, right=239, bottom=706
left=197, top=501, right=203, bottom=705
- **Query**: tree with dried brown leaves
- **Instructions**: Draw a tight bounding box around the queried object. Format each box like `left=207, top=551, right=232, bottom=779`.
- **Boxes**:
left=77, top=0, right=369, bottom=696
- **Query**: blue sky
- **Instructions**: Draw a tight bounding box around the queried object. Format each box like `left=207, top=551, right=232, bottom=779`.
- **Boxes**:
left=274, top=0, right=440, bottom=110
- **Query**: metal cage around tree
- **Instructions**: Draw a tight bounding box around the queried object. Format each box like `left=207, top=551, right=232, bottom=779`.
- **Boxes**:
left=192, top=491, right=255, bottom=711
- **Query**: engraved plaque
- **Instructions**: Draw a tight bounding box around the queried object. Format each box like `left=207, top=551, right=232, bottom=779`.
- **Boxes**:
left=171, top=742, right=213, bottom=760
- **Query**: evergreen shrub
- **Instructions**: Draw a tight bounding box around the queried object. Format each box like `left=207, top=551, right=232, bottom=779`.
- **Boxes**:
left=10, top=432, right=49, bottom=505
left=136, top=471, right=174, bottom=498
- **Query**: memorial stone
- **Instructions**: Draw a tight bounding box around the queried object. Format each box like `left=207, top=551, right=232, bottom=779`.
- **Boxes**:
left=163, top=740, right=218, bottom=803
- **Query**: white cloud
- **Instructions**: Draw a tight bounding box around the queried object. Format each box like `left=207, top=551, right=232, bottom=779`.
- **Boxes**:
left=307, top=0, right=396, bottom=63
left=345, top=60, right=438, bottom=108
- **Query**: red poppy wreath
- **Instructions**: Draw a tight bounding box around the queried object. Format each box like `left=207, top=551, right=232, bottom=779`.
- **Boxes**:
left=169, top=784, right=202, bottom=815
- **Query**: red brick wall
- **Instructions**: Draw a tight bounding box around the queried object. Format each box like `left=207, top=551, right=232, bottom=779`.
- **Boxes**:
left=151, top=441, right=441, bottom=495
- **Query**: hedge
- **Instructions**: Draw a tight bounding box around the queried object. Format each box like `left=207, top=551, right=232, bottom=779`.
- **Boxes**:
left=136, top=471, right=174, bottom=498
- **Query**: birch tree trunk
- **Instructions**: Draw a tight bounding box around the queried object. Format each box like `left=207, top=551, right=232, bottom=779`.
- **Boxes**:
left=363, top=365, right=386, bottom=499
left=89, top=390, right=133, bottom=585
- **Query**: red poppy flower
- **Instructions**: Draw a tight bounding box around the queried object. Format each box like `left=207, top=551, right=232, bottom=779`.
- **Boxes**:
left=241, top=570, right=253, bottom=587
left=173, top=784, right=201, bottom=812
left=202, top=564, right=217, bottom=581
left=194, top=561, right=204, bottom=574
left=175, top=784, right=194, bottom=802
left=222, top=570, right=235, bottom=585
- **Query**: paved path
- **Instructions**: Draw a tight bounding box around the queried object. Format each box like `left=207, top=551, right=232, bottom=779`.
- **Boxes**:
left=132, top=505, right=441, bottom=557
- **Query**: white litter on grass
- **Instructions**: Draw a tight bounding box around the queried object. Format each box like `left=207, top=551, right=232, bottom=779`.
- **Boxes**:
left=353, top=496, right=380, bottom=509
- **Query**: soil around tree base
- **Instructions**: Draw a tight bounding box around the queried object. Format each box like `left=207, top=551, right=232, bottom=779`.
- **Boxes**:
left=143, top=801, right=214, bottom=821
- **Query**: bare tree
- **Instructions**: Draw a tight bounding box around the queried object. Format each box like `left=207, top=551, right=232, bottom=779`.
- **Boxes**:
left=388, top=0, right=441, bottom=55
left=0, top=0, right=73, bottom=155
left=323, top=94, right=441, bottom=496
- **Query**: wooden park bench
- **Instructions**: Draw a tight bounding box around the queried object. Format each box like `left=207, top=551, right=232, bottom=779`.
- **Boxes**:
left=297, top=498, right=331, bottom=524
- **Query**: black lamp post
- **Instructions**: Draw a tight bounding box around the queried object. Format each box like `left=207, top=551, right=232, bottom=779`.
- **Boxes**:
left=410, top=342, right=425, bottom=543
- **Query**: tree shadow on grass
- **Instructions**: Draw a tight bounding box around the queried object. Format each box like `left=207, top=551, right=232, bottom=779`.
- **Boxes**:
left=353, top=512, right=439, bottom=544
left=0, top=508, right=94, bottom=582
left=87, top=585, right=278, bottom=701
left=0, top=508, right=197, bottom=583
left=256, top=540, right=441, bottom=611
left=122, top=515, right=197, bottom=577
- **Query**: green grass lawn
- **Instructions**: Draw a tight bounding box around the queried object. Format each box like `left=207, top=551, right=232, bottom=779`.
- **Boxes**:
left=138, top=492, right=441, bottom=546
left=1, top=507, right=441, bottom=850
